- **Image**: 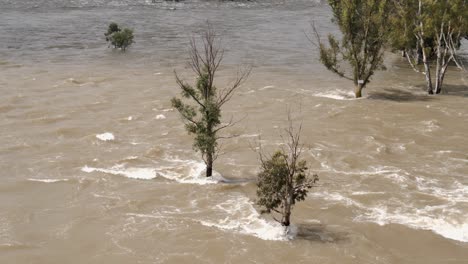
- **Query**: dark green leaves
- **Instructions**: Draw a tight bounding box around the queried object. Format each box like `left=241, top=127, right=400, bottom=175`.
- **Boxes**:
left=257, top=151, right=290, bottom=211
left=256, top=149, right=318, bottom=224
left=105, top=23, right=134, bottom=51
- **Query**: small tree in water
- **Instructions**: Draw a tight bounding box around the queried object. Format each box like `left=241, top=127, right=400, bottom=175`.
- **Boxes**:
left=171, top=24, right=250, bottom=177
left=256, top=117, right=318, bottom=227
left=314, top=0, right=392, bottom=98
left=105, top=22, right=134, bottom=51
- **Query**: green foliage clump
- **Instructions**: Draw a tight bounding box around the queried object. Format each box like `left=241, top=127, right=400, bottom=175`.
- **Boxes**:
left=105, top=22, right=120, bottom=40
left=257, top=151, right=312, bottom=205
left=105, top=23, right=134, bottom=51
left=256, top=123, right=318, bottom=227
left=315, top=0, right=392, bottom=98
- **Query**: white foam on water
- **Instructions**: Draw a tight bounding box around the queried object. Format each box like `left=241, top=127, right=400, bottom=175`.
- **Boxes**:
left=96, top=132, right=115, bottom=141
left=259, top=85, right=275, bottom=90
left=310, top=191, right=366, bottom=208
left=66, top=78, right=84, bottom=85
left=365, top=136, right=389, bottom=154
left=81, top=157, right=226, bottom=184
left=82, top=165, right=156, bottom=180
left=239, top=133, right=261, bottom=138
left=394, top=143, right=407, bottom=151
left=351, top=191, right=386, bottom=196
left=157, top=159, right=226, bottom=185
left=355, top=205, right=468, bottom=242
left=420, top=120, right=440, bottom=132
left=319, top=163, right=407, bottom=179
left=126, top=213, right=165, bottom=219
left=314, top=187, right=468, bottom=242
left=93, top=193, right=121, bottom=200
left=156, top=114, right=166, bottom=120
left=0, top=216, right=22, bottom=248
left=27, top=178, right=69, bottom=183
left=199, top=194, right=292, bottom=241
left=317, top=171, right=468, bottom=243
left=312, top=150, right=466, bottom=243
left=0, top=242, right=24, bottom=248
left=415, top=179, right=468, bottom=203
left=314, top=90, right=357, bottom=100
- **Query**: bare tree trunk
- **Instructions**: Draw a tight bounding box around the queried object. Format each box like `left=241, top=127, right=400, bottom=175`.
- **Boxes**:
left=419, top=36, right=433, bottom=94
left=435, top=77, right=442, bottom=94
left=421, top=50, right=433, bottom=94
left=206, top=152, right=213, bottom=177
left=416, top=45, right=422, bottom=65
left=282, top=210, right=291, bottom=226
left=435, top=64, right=448, bottom=94
left=435, top=46, right=442, bottom=94
left=355, top=83, right=364, bottom=98
left=282, top=196, right=292, bottom=227
left=206, top=120, right=214, bottom=177
left=417, top=0, right=434, bottom=95
left=434, top=61, right=442, bottom=94
left=434, top=23, right=451, bottom=95
left=434, top=24, right=445, bottom=94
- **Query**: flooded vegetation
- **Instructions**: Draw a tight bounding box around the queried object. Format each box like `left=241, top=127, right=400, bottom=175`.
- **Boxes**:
left=0, top=0, right=467, bottom=263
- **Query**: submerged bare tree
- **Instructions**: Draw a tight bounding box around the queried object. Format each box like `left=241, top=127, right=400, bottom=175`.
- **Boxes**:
left=256, top=115, right=318, bottom=227
left=171, top=24, right=250, bottom=177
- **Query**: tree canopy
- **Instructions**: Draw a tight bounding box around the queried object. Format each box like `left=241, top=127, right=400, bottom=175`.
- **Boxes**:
left=390, top=0, right=467, bottom=94
left=105, top=23, right=134, bottom=51
left=315, top=0, right=392, bottom=98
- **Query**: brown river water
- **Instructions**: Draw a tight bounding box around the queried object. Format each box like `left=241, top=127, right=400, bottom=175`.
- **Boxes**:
left=1, top=1, right=468, bottom=263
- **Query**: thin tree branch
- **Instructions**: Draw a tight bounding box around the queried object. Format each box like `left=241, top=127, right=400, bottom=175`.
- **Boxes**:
left=174, top=71, right=206, bottom=109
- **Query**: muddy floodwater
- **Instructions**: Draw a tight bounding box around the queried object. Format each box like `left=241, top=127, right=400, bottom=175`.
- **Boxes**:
left=1, top=1, right=467, bottom=263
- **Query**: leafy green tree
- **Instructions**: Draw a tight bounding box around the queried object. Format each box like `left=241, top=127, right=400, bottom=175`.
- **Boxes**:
left=388, top=1, right=421, bottom=57
left=256, top=119, right=318, bottom=227
left=171, top=25, right=250, bottom=177
left=105, top=23, right=134, bottom=51
left=391, top=0, right=467, bottom=94
left=105, top=22, right=120, bottom=41
left=314, top=0, right=392, bottom=98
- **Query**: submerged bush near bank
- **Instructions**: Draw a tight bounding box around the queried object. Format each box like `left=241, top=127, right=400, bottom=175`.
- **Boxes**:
left=105, top=22, right=134, bottom=51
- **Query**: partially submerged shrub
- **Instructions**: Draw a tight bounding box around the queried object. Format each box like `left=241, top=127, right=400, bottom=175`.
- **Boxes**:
left=105, top=23, right=134, bottom=51
left=256, top=118, right=319, bottom=227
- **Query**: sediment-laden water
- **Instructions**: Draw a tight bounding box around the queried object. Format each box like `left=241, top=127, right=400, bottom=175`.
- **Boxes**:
left=1, top=1, right=467, bottom=263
